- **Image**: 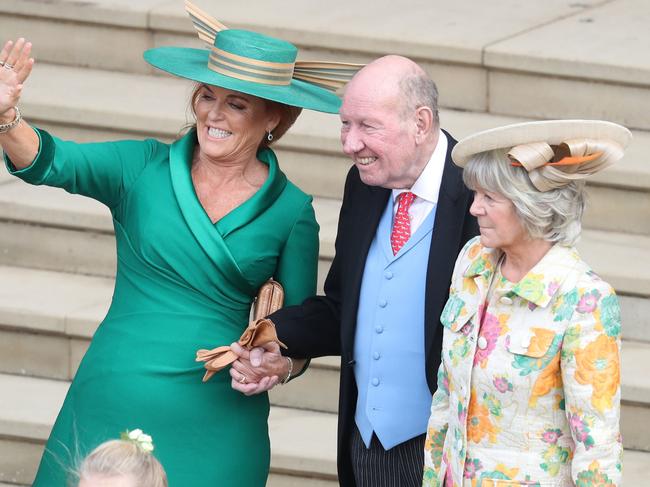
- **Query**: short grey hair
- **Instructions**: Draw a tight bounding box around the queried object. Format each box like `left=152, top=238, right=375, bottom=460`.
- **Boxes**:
left=398, top=73, right=439, bottom=125
left=463, top=149, right=586, bottom=246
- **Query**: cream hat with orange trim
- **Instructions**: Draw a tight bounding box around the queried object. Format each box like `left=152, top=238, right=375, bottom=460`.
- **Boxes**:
left=451, top=119, right=632, bottom=192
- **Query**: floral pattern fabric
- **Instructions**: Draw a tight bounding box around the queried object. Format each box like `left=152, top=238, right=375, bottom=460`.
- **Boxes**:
left=423, top=237, right=622, bottom=487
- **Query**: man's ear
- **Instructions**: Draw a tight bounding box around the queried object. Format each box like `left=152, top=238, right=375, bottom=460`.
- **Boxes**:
left=414, top=106, right=434, bottom=144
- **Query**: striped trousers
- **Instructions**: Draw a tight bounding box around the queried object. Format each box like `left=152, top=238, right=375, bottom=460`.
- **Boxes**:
left=349, top=425, right=425, bottom=487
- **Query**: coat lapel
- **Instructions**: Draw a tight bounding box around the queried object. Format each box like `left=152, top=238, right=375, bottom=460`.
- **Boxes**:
left=342, top=181, right=390, bottom=355
left=424, top=133, right=467, bottom=376
left=169, top=130, right=255, bottom=295
left=216, top=147, right=287, bottom=238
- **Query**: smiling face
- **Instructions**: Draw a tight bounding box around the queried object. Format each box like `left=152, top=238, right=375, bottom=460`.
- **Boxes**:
left=470, top=188, right=527, bottom=250
left=193, top=84, right=280, bottom=164
left=339, top=57, right=433, bottom=189
left=340, top=91, right=417, bottom=188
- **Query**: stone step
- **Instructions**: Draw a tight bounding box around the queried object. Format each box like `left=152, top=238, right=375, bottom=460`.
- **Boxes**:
left=1, top=171, right=649, bottom=338
left=1, top=173, right=649, bottom=298
left=4, top=60, right=649, bottom=235
left=1, top=263, right=649, bottom=444
left=0, top=372, right=337, bottom=486
left=1, top=369, right=650, bottom=486
left=9, top=261, right=650, bottom=340
left=0, top=264, right=340, bottom=413
left=0, top=184, right=339, bottom=293
left=1, top=0, right=649, bottom=129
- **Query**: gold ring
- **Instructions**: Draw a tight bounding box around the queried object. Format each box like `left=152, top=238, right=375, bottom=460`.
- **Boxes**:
left=239, top=375, right=247, bottom=384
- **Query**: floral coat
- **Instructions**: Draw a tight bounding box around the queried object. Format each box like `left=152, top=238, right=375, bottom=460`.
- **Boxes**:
left=423, top=237, right=622, bottom=487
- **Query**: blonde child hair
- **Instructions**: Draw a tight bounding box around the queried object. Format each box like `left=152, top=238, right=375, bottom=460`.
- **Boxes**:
left=77, top=430, right=167, bottom=487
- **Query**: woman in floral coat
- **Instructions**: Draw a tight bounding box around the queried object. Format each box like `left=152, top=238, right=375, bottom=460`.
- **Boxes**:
left=423, top=120, right=631, bottom=487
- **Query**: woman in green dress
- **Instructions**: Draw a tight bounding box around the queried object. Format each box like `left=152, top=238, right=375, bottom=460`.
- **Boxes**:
left=0, top=5, right=357, bottom=485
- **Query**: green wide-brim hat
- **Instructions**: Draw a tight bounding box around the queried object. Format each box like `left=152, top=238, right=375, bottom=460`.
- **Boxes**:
left=143, top=2, right=361, bottom=114
left=144, top=40, right=340, bottom=113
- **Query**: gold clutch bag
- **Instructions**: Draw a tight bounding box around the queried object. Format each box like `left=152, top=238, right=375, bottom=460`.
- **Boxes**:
left=195, top=279, right=286, bottom=382
left=252, top=278, right=284, bottom=321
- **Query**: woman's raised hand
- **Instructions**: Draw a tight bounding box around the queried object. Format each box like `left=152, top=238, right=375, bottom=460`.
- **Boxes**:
left=0, top=38, right=34, bottom=117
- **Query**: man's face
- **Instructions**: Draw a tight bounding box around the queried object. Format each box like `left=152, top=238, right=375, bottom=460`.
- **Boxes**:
left=339, top=81, right=419, bottom=189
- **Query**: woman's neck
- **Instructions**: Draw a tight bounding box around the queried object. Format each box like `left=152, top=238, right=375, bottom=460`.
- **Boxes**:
left=192, top=150, right=266, bottom=189
left=500, top=238, right=553, bottom=282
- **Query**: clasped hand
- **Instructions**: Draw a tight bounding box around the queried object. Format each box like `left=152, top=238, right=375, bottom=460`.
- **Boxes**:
left=229, top=341, right=288, bottom=395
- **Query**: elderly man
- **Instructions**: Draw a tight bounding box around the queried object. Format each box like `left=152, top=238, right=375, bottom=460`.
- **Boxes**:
left=232, top=55, right=478, bottom=486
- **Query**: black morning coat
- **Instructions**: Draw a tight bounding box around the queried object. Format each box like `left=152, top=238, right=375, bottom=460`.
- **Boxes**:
left=270, top=131, right=479, bottom=486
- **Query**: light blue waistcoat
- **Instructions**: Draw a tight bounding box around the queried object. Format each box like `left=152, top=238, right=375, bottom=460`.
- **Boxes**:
left=353, top=197, right=436, bottom=449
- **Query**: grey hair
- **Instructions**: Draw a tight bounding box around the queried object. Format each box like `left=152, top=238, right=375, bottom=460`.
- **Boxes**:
left=398, top=73, right=439, bottom=125
left=463, top=149, right=586, bottom=246
left=77, top=440, right=168, bottom=487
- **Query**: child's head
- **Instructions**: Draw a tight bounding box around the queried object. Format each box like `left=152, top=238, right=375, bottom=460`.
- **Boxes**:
left=77, top=430, right=167, bottom=487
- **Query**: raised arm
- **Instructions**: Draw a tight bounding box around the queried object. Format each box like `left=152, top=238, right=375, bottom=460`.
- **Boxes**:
left=1, top=37, right=162, bottom=210
left=0, top=38, right=38, bottom=167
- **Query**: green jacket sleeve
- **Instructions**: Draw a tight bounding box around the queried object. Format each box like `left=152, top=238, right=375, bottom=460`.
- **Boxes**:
left=4, top=128, right=161, bottom=209
left=273, top=196, right=319, bottom=380
left=274, top=196, right=320, bottom=307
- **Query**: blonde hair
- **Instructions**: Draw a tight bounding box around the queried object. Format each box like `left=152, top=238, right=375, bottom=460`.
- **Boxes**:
left=77, top=439, right=168, bottom=487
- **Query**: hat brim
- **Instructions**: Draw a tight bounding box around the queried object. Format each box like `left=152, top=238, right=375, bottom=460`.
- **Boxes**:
left=451, top=120, right=632, bottom=167
left=144, top=46, right=341, bottom=114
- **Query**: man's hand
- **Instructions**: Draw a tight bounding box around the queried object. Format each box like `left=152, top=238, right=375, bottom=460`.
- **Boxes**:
left=229, top=341, right=289, bottom=396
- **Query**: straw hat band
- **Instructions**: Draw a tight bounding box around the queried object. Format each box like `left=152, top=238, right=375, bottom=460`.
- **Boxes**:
left=208, top=48, right=295, bottom=86
left=508, top=138, right=624, bottom=192
left=508, top=142, right=555, bottom=171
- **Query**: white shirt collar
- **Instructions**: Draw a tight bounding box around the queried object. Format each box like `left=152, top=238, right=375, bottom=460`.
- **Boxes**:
left=392, top=129, right=448, bottom=205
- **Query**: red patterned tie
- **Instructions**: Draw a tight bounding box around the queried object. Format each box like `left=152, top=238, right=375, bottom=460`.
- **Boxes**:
left=390, top=191, right=416, bottom=255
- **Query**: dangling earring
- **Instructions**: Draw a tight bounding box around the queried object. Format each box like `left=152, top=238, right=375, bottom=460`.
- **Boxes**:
left=267, top=131, right=274, bottom=142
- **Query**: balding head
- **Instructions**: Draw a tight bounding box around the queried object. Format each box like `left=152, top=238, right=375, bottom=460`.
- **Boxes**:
left=339, top=55, right=441, bottom=189
left=350, top=55, right=423, bottom=87
left=346, top=55, right=439, bottom=125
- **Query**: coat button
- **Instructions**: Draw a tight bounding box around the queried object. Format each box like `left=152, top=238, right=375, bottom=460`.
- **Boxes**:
left=384, top=270, right=393, bottom=280
left=372, top=378, right=380, bottom=386
left=379, top=299, right=387, bottom=308
left=373, top=351, right=381, bottom=360
left=375, top=325, right=384, bottom=334
left=500, top=296, right=513, bottom=305
left=477, top=336, right=488, bottom=349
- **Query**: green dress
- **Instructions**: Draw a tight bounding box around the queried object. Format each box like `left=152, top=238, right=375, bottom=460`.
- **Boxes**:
left=7, top=128, right=319, bottom=486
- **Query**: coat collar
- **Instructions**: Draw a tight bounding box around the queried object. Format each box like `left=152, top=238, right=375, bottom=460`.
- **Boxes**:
left=438, top=129, right=463, bottom=202
left=463, top=239, right=582, bottom=307
left=168, top=129, right=287, bottom=296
